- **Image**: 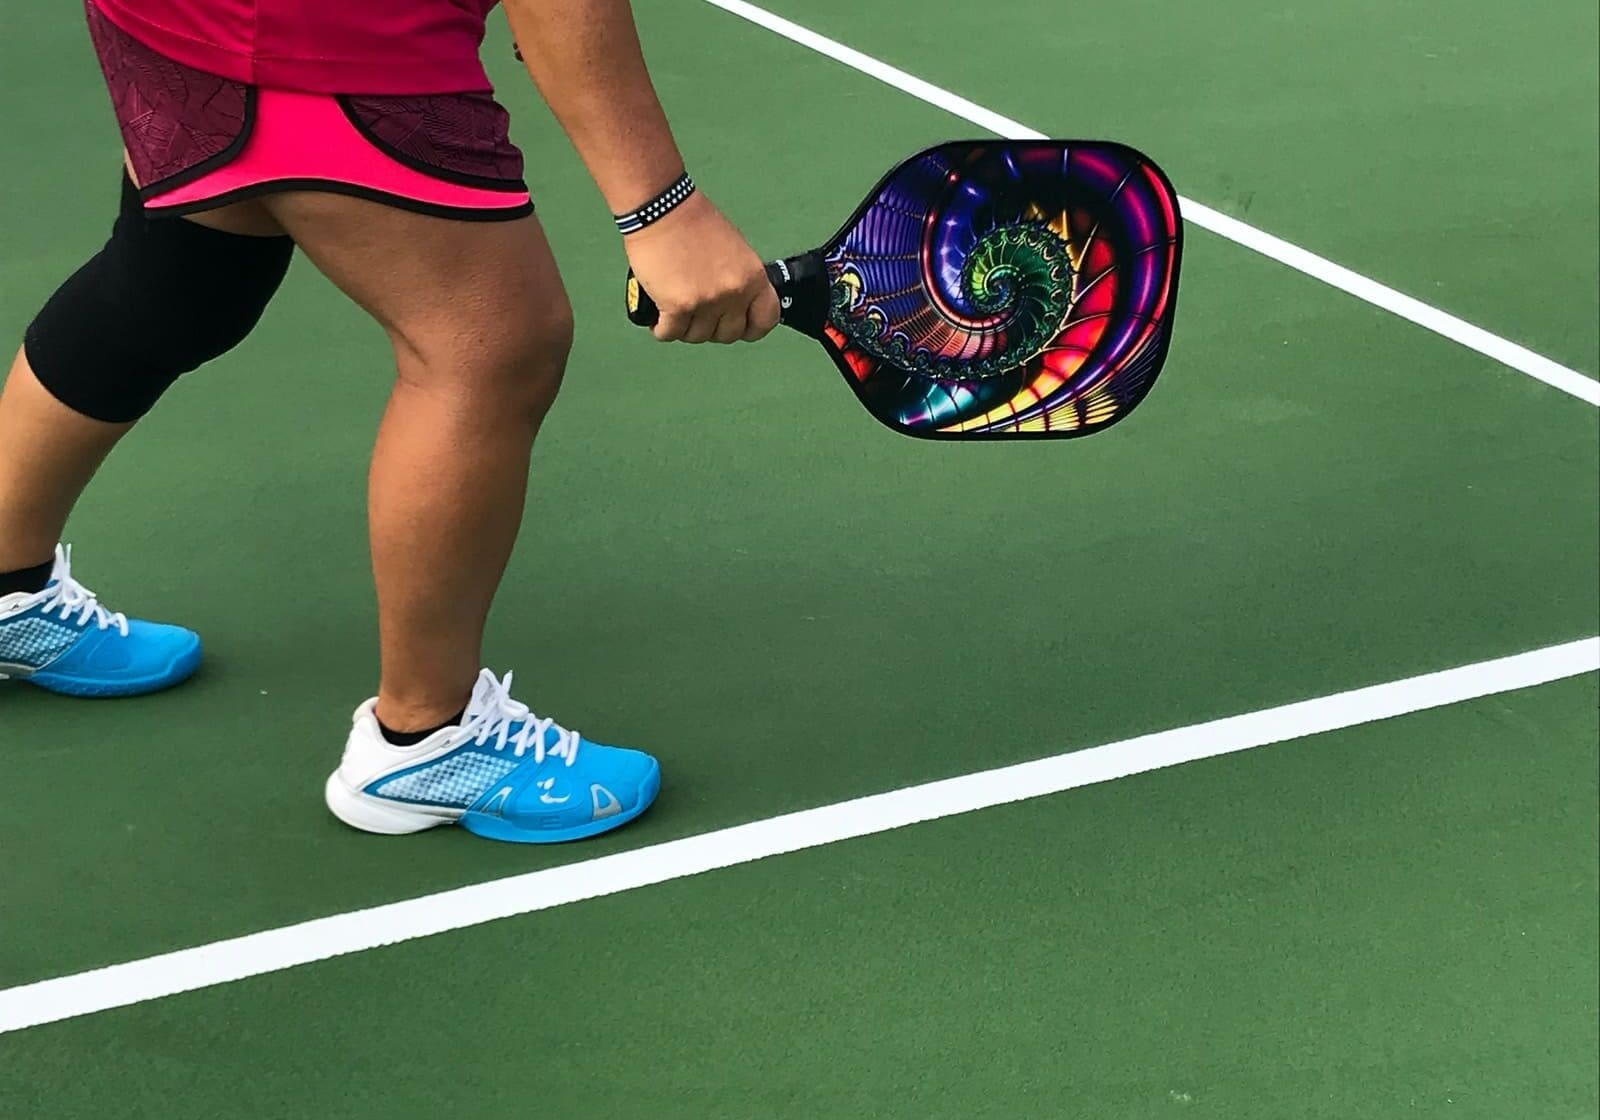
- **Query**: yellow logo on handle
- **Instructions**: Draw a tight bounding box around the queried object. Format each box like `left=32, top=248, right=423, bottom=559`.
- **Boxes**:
left=626, top=276, right=641, bottom=315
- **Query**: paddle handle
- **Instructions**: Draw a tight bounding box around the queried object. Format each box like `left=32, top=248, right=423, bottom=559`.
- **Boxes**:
left=626, top=251, right=830, bottom=338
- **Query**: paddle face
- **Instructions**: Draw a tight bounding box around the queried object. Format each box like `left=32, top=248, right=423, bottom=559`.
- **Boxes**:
left=819, top=141, right=1182, bottom=439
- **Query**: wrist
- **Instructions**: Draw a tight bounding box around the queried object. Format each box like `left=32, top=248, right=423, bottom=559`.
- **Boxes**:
left=614, top=171, right=696, bottom=235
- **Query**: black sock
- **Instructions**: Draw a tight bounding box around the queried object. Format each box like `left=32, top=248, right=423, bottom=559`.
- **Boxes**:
left=0, top=558, right=54, bottom=597
left=378, top=707, right=466, bottom=746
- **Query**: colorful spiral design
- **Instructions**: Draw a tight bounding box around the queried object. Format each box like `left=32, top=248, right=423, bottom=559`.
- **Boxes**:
left=822, top=142, right=1181, bottom=437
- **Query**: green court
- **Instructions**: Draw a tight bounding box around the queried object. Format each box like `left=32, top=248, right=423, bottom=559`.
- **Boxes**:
left=2, top=1, right=1597, bottom=1116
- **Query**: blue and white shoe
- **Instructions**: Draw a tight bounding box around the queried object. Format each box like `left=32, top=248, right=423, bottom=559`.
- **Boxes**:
left=0, top=545, right=201, bottom=697
left=325, top=668, right=661, bottom=843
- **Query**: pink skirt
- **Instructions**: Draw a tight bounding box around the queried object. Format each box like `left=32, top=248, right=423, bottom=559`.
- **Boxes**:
left=87, top=0, right=534, bottom=222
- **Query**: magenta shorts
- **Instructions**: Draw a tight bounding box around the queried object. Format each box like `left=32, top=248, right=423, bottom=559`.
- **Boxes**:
left=86, top=1, right=533, bottom=222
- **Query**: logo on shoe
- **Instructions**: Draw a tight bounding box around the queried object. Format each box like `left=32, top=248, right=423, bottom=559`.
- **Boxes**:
left=536, top=777, right=570, bottom=805
left=591, top=784, right=622, bottom=820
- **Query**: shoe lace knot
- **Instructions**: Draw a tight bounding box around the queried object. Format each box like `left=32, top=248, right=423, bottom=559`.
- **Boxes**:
left=459, top=670, right=580, bottom=767
left=39, top=545, right=129, bottom=637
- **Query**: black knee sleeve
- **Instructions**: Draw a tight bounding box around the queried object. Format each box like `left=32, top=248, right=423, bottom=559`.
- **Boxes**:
left=23, top=174, right=293, bottom=423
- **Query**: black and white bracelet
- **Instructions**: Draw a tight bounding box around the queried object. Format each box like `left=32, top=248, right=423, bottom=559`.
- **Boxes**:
left=613, top=173, right=696, bottom=235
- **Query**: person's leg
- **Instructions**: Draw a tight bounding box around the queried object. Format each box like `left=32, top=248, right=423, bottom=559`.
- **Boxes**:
left=0, top=177, right=288, bottom=695
left=0, top=351, right=130, bottom=576
left=0, top=178, right=285, bottom=577
left=259, top=190, right=658, bottom=844
left=257, top=191, right=573, bottom=734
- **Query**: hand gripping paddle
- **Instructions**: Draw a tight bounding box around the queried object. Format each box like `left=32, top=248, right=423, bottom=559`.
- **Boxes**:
left=626, top=140, right=1183, bottom=440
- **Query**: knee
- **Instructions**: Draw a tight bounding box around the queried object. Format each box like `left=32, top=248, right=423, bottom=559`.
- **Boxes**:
left=26, top=175, right=292, bottom=423
left=402, top=292, right=575, bottom=423
left=516, top=295, right=575, bottom=403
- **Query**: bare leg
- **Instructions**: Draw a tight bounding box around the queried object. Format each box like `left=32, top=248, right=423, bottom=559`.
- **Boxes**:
left=259, top=191, right=574, bottom=733
left=0, top=349, right=130, bottom=572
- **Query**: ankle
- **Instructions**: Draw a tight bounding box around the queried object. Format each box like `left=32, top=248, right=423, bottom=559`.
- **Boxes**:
left=375, top=696, right=469, bottom=738
left=0, top=537, right=56, bottom=577
left=0, top=554, right=55, bottom=596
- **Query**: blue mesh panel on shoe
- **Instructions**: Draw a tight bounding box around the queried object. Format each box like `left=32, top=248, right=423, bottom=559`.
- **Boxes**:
left=372, top=750, right=519, bottom=807
left=0, top=614, right=81, bottom=669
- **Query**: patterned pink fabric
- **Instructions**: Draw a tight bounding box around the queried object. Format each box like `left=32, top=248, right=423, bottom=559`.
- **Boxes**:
left=343, top=94, right=524, bottom=185
left=87, top=0, right=529, bottom=217
left=143, top=88, right=530, bottom=216
left=87, top=0, right=249, bottom=190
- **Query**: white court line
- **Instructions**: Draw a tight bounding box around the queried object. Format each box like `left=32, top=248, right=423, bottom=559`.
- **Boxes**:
left=702, top=0, right=1600, bottom=408
left=2, top=636, right=1595, bottom=1036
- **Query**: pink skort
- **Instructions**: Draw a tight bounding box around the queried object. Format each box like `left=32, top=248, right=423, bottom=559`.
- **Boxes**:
left=86, top=0, right=533, bottom=222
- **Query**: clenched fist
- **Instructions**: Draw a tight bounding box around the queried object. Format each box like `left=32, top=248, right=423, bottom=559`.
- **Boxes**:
left=623, top=192, right=780, bottom=344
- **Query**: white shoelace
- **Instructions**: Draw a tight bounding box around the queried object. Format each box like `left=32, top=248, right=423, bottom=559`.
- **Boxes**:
left=34, top=545, right=129, bottom=637
left=458, top=670, right=580, bottom=767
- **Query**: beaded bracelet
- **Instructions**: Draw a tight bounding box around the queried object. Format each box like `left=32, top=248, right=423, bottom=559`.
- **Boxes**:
left=614, top=173, right=696, bottom=235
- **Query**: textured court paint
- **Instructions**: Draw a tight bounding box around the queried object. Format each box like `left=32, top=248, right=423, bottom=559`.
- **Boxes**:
left=2, top=678, right=1595, bottom=1119
left=1, top=0, right=1599, bottom=989
left=0, top=2, right=1597, bottom=1107
left=0, top=637, right=1594, bottom=1033
left=704, top=0, right=1600, bottom=406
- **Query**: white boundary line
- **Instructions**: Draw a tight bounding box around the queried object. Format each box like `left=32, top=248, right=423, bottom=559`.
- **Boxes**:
left=2, top=636, right=1595, bottom=1036
left=702, top=0, right=1600, bottom=408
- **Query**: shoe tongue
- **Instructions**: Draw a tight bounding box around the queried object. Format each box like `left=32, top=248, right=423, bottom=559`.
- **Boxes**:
left=464, top=670, right=507, bottom=721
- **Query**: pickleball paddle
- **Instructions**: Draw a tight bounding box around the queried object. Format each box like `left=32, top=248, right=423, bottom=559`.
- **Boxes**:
left=626, top=140, right=1183, bottom=440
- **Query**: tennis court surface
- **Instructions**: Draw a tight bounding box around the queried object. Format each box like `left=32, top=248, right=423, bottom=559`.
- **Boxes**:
left=2, top=2, right=1597, bottom=1116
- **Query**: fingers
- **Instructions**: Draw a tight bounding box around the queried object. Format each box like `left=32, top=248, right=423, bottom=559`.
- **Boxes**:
left=656, top=293, right=764, bottom=345
left=681, top=310, right=720, bottom=344
left=691, top=282, right=778, bottom=345
left=652, top=306, right=717, bottom=343
left=744, top=285, right=782, bottom=342
left=713, top=310, right=748, bottom=344
left=651, top=308, right=691, bottom=343
left=645, top=272, right=778, bottom=345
